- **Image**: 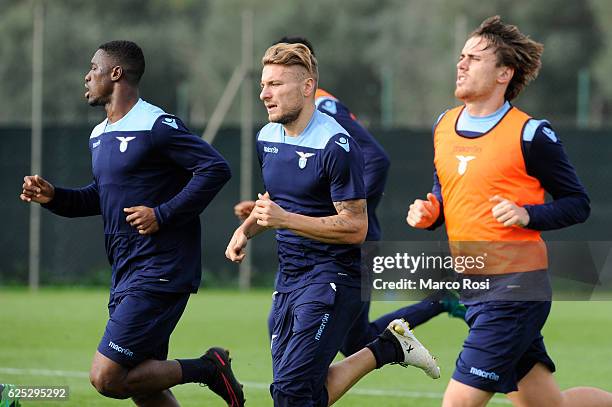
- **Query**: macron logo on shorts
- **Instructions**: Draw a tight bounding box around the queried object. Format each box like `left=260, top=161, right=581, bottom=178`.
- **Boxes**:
left=469, top=367, right=499, bottom=381
left=315, top=313, right=330, bottom=341
left=108, top=341, right=134, bottom=358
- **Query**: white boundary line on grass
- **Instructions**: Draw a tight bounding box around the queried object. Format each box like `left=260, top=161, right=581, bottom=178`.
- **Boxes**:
left=0, top=367, right=512, bottom=404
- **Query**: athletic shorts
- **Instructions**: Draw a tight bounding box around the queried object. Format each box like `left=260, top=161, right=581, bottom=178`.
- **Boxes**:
left=270, top=283, right=361, bottom=407
left=98, top=289, right=189, bottom=368
left=452, top=300, right=556, bottom=393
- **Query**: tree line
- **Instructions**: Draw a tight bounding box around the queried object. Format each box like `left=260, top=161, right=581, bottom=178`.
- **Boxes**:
left=0, top=0, right=608, bottom=128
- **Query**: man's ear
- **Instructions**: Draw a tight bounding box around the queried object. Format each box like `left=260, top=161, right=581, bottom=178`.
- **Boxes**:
left=498, top=66, right=514, bottom=85
left=303, top=77, right=316, bottom=97
left=110, top=66, right=123, bottom=82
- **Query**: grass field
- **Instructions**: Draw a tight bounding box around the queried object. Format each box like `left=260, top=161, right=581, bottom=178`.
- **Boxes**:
left=1, top=288, right=611, bottom=406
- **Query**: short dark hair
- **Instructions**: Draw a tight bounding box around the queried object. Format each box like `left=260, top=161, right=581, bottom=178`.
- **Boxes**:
left=276, top=36, right=316, bottom=56
left=471, top=16, right=544, bottom=101
left=98, top=40, right=145, bottom=85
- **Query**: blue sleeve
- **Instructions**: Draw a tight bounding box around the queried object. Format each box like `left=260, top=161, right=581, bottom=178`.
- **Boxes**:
left=522, top=122, right=590, bottom=230
left=255, top=131, right=263, bottom=167
left=255, top=135, right=268, bottom=192
left=427, top=167, right=445, bottom=230
left=318, top=100, right=390, bottom=198
left=322, top=133, right=366, bottom=202
left=426, top=114, right=447, bottom=230
left=150, top=115, right=232, bottom=227
left=363, top=144, right=390, bottom=199
left=41, top=182, right=101, bottom=217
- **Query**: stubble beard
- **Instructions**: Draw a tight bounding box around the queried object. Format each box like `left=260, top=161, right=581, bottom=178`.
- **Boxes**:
left=272, top=104, right=302, bottom=126
left=87, top=93, right=111, bottom=107
left=454, top=85, right=470, bottom=102
left=87, top=97, right=100, bottom=107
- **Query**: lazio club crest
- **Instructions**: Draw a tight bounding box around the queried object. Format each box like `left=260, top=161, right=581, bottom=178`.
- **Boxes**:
left=455, top=155, right=475, bottom=175
left=116, top=136, right=136, bottom=153
left=296, top=151, right=315, bottom=169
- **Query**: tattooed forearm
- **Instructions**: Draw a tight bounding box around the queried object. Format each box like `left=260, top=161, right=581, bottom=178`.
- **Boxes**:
left=333, top=199, right=367, bottom=216
left=333, top=218, right=350, bottom=227
left=319, top=216, right=349, bottom=228
left=285, top=199, right=367, bottom=244
left=327, top=199, right=367, bottom=229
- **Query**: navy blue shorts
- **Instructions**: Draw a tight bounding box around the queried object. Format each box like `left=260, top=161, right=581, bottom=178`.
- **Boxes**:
left=98, top=290, right=189, bottom=368
left=452, top=301, right=556, bottom=393
left=270, top=283, right=361, bottom=407
left=267, top=300, right=372, bottom=358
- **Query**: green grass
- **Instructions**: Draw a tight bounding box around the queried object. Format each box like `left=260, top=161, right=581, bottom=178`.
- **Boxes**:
left=1, top=288, right=611, bottom=406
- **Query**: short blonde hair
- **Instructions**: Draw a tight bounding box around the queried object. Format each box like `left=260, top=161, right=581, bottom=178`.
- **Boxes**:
left=262, top=43, right=318, bottom=85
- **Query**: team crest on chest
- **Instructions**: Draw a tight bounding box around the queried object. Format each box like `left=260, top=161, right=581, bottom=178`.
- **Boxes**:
left=116, top=136, right=136, bottom=153
left=296, top=151, right=315, bottom=169
left=455, top=155, right=475, bottom=175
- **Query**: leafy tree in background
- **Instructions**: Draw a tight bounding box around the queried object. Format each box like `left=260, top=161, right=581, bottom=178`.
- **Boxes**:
left=0, top=0, right=606, bottom=127
left=504, top=0, right=602, bottom=126
left=0, top=0, right=206, bottom=124
left=190, top=0, right=384, bottom=126
left=589, top=0, right=612, bottom=125
left=362, top=0, right=602, bottom=126
left=0, top=0, right=36, bottom=124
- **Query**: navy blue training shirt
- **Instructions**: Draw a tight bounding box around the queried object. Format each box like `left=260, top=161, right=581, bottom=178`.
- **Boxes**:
left=43, top=99, right=231, bottom=294
left=257, top=109, right=366, bottom=292
left=315, top=90, right=390, bottom=241
left=428, top=101, right=590, bottom=231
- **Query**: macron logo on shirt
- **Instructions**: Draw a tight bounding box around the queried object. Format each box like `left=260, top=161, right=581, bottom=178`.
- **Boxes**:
left=335, top=137, right=350, bottom=152
left=542, top=127, right=558, bottom=142
left=162, top=117, right=178, bottom=129
left=320, top=99, right=338, bottom=115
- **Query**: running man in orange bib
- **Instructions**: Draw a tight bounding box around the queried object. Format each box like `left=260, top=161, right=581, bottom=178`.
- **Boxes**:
left=407, top=16, right=612, bottom=407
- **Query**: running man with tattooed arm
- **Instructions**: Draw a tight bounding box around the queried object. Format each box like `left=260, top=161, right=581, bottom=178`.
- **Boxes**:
left=226, top=43, right=439, bottom=407
left=234, top=36, right=466, bottom=362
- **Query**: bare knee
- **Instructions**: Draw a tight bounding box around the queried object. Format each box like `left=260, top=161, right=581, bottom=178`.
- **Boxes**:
left=89, top=367, right=130, bottom=399
left=507, top=363, right=564, bottom=407
left=89, top=353, right=131, bottom=399
left=443, top=379, right=492, bottom=407
left=443, top=398, right=489, bottom=407
left=508, top=392, right=563, bottom=407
